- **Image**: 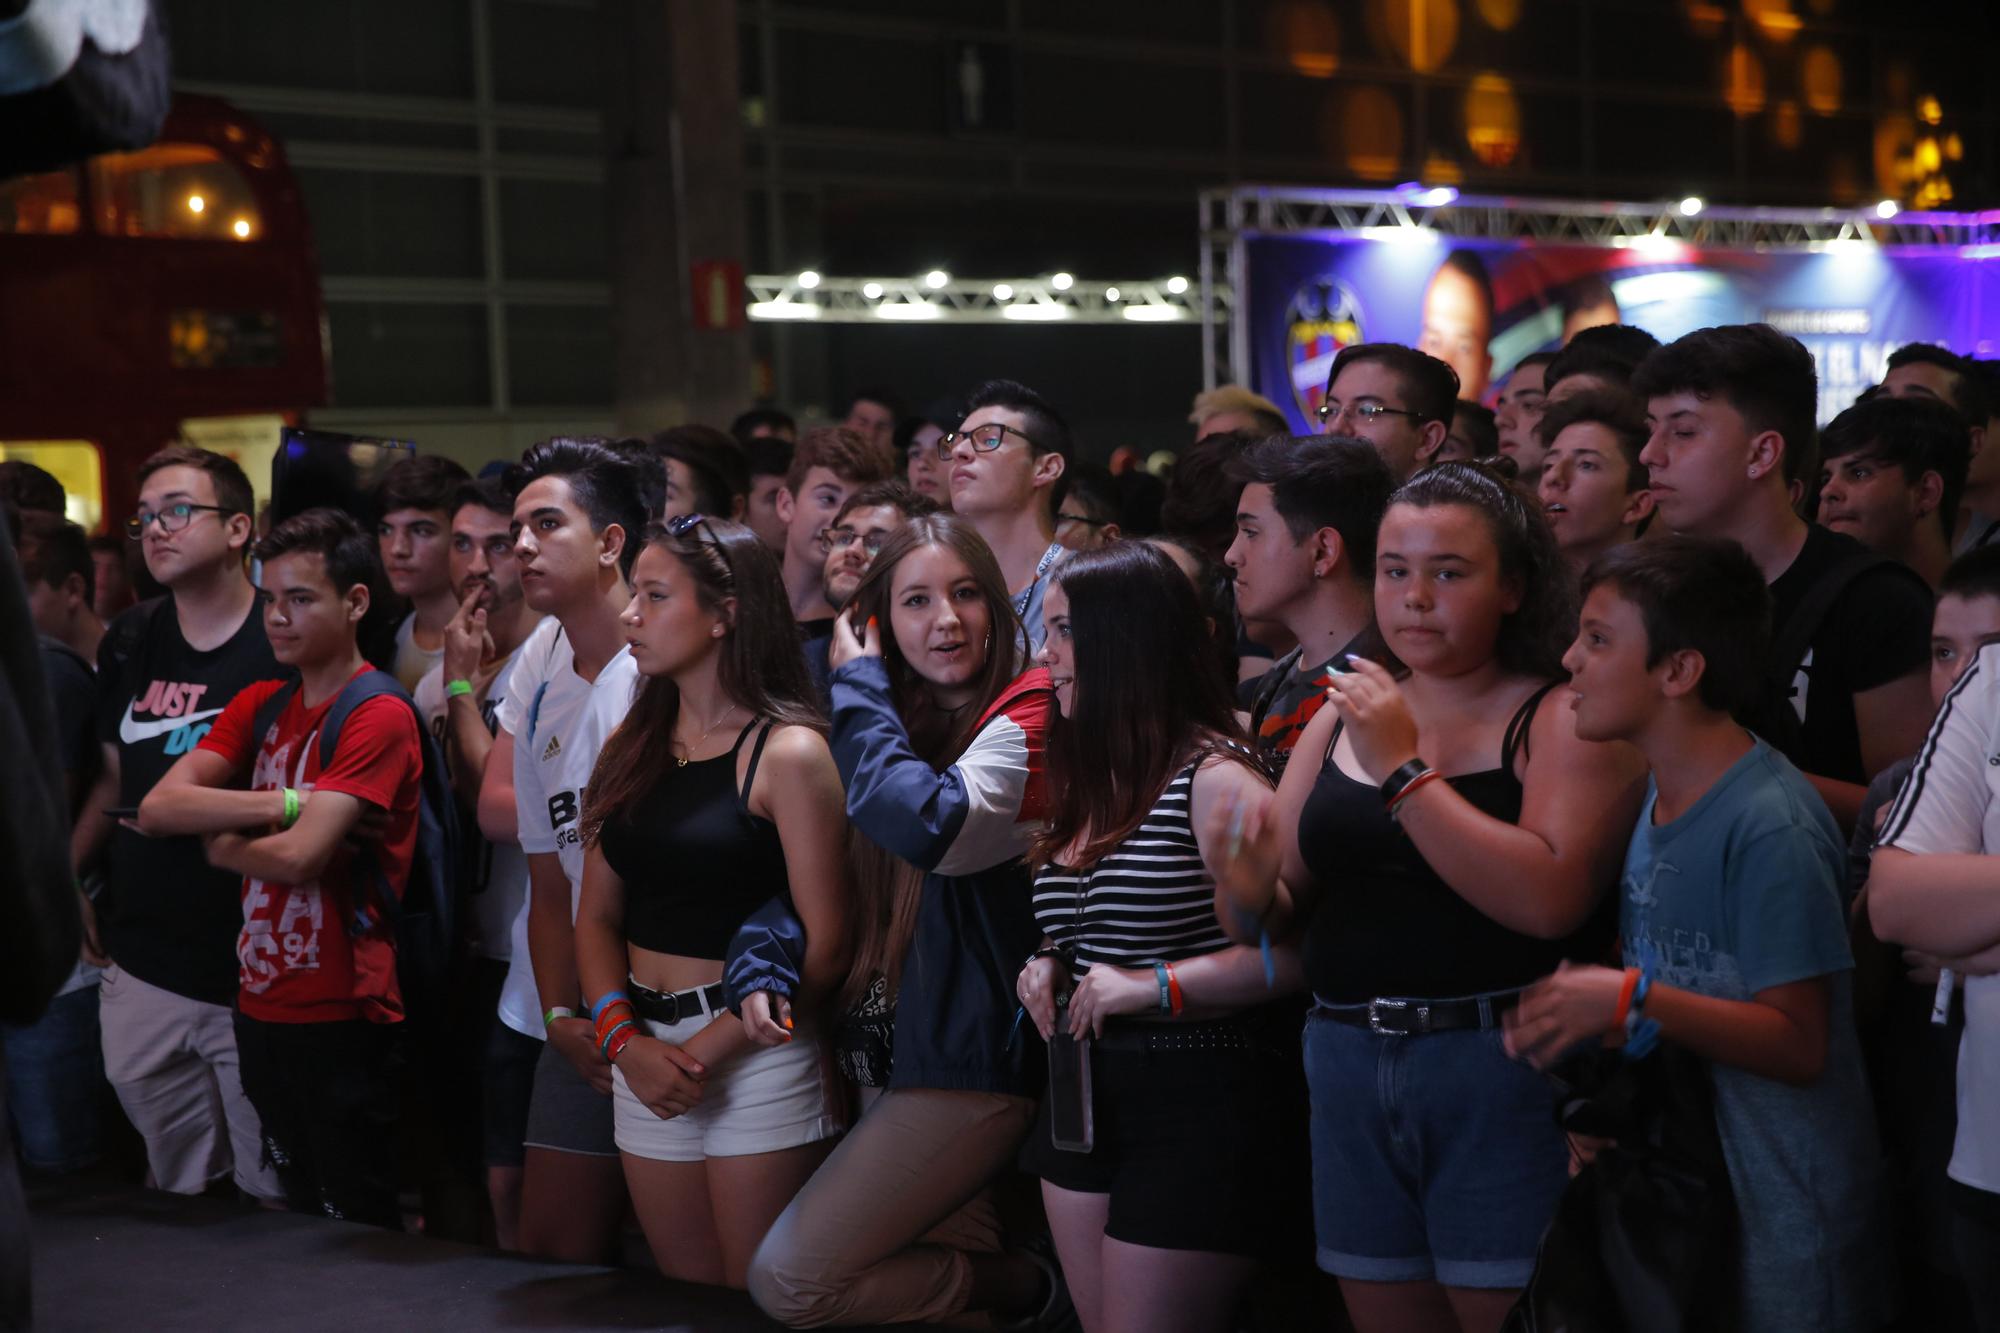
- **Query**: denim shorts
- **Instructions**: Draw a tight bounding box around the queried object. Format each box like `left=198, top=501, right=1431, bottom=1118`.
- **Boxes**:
left=1302, top=1002, right=1569, bottom=1289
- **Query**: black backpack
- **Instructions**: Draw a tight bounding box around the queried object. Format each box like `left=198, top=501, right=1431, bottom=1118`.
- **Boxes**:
left=251, top=670, right=462, bottom=1029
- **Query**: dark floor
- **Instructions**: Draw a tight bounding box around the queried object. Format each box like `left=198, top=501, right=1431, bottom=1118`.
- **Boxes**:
left=27, top=1180, right=806, bottom=1332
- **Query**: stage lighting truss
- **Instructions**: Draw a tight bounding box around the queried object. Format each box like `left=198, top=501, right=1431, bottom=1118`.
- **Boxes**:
left=744, top=274, right=1224, bottom=326
left=1196, top=184, right=2000, bottom=390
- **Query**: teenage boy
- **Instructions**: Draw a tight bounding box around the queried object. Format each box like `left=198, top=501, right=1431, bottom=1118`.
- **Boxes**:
left=1869, top=630, right=2000, bottom=1332
left=775, top=425, right=898, bottom=628
left=1846, top=545, right=2000, bottom=1329
left=841, top=387, right=901, bottom=455
left=1315, top=342, right=1458, bottom=484
left=138, top=508, right=424, bottom=1228
left=377, top=454, right=472, bottom=692
left=412, top=477, right=544, bottom=1247
left=1536, top=387, right=1654, bottom=581
left=80, top=445, right=284, bottom=1204
left=1440, top=399, right=1497, bottom=463
left=801, top=480, right=940, bottom=699
left=1874, top=343, right=1995, bottom=553
left=481, top=437, right=643, bottom=1263
left=651, top=425, right=750, bottom=525
left=742, top=435, right=795, bottom=553
left=1228, top=435, right=1392, bottom=770
left=1494, top=352, right=1554, bottom=479
left=1053, top=460, right=1122, bottom=552
left=1633, top=323, right=1934, bottom=825
left=945, top=378, right=1073, bottom=655
left=18, top=512, right=105, bottom=665
left=1817, top=395, right=1969, bottom=590
left=1542, top=324, right=1662, bottom=407
left=1506, top=535, right=1891, bottom=1333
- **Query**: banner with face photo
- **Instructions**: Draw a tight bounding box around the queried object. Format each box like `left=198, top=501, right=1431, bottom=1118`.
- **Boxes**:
left=1245, top=232, right=1998, bottom=432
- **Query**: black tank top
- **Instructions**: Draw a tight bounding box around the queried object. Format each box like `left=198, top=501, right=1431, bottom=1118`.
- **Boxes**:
left=1296, top=681, right=1612, bottom=1002
left=599, top=720, right=791, bottom=961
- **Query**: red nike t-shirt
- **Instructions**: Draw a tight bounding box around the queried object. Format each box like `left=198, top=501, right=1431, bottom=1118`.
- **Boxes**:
left=199, top=670, right=422, bottom=1024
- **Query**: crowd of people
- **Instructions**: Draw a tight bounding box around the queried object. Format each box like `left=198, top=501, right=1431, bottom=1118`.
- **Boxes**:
left=4, top=327, right=2000, bottom=1333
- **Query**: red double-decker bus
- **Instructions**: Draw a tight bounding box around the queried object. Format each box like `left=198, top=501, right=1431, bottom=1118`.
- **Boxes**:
left=0, top=94, right=327, bottom=533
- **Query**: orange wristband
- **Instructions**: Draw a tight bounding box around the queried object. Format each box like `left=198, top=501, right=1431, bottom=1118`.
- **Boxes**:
left=1165, top=961, right=1184, bottom=1017
left=1611, top=966, right=1641, bottom=1030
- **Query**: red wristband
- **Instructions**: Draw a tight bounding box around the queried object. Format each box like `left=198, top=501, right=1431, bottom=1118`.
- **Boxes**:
left=1165, top=961, right=1184, bottom=1017
left=1611, top=966, right=1640, bottom=1030
left=1387, top=768, right=1442, bottom=817
left=603, top=1024, right=637, bottom=1064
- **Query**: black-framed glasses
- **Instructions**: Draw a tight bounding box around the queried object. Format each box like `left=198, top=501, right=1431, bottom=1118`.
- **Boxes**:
left=1056, top=512, right=1112, bottom=530
left=126, top=503, right=236, bottom=540
left=1316, top=400, right=1428, bottom=428
left=665, top=512, right=709, bottom=538
left=936, top=421, right=1042, bottom=461
left=817, top=526, right=891, bottom=556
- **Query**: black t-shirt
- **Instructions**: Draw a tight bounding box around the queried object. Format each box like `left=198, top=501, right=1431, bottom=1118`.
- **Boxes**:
left=95, top=596, right=284, bottom=1004
left=39, top=636, right=98, bottom=795
left=1766, top=524, right=1932, bottom=786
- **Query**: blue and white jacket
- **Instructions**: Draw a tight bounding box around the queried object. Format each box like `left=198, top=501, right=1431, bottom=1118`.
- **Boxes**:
left=725, top=655, right=1054, bottom=1095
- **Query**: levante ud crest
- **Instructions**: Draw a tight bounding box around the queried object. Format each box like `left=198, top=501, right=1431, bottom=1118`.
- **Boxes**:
left=1287, top=276, right=1364, bottom=425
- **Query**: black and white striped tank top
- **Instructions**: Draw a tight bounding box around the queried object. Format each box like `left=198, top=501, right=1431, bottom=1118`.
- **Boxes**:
left=1032, top=762, right=1232, bottom=974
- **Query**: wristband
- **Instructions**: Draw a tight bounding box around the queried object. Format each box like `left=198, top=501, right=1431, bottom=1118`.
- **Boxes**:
left=1611, top=967, right=1640, bottom=1031
left=1623, top=969, right=1662, bottom=1060
left=597, top=1016, right=635, bottom=1061
left=1379, top=758, right=1432, bottom=806
left=1165, top=961, right=1185, bottom=1017
left=603, top=1024, right=637, bottom=1064
left=444, top=678, right=475, bottom=699
left=1154, top=962, right=1172, bottom=1014
left=593, top=1002, right=635, bottom=1048
left=543, top=1006, right=575, bottom=1030
left=280, top=787, right=301, bottom=829
left=589, top=990, right=631, bottom=1022
left=1024, top=946, right=1067, bottom=971
left=1386, top=769, right=1442, bottom=820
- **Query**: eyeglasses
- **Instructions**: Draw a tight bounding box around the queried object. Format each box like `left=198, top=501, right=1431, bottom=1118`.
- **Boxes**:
left=126, top=503, right=236, bottom=540
left=1056, top=512, right=1112, bottom=529
left=665, top=512, right=709, bottom=538
left=1316, top=401, right=1429, bottom=428
left=817, top=526, right=892, bottom=555
left=936, top=421, right=1042, bottom=461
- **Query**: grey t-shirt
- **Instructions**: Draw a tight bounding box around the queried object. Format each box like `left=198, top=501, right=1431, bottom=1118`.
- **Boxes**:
left=1620, top=739, right=1892, bottom=1333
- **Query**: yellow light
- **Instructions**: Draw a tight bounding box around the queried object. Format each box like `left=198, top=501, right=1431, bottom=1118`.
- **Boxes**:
left=1474, top=0, right=1521, bottom=30
left=1335, top=84, right=1405, bottom=181
left=1918, top=94, right=1943, bottom=125
left=231, top=218, right=252, bottom=239
left=1771, top=99, right=1802, bottom=148
left=1268, top=0, right=1339, bottom=79
left=1378, top=0, right=1458, bottom=75
left=1744, top=0, right=1800, bottom=42
left=185, top=194, right=206, bottom=214
left=1463, top=73, right=1521, bottom=169
left=1724, top=43, right=1766, bottom=119
left=1801, top=45, right=1841, bottom=116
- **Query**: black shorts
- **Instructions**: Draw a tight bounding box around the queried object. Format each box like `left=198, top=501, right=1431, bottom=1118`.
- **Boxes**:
left=483, top=1020, right=543, bottom=1168
left=1020, top=1008, right=1311, bottom=1258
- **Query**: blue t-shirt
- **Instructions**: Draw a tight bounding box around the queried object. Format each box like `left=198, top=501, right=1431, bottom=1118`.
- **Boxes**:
left=1620, top=738, right=1890, bottom=1333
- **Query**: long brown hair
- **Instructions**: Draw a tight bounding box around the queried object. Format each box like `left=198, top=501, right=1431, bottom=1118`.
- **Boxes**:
left=835, top=513, right=1023, bottom=1009
left=581, top=517, right=823, bottom=847
left=1033, top=541, right=1261, bottom=869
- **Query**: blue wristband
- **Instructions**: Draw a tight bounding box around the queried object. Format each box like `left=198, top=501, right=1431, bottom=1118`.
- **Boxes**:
left=1623, top=968, right=1661, bottom=1059
left=1154, top=962, right=1172, bottom=1014
left=590, top=989, right=630, bottom=1022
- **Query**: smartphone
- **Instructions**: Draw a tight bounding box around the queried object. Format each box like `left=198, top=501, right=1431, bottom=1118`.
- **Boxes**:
left=1047, top=1028, right=1094, bottom=1153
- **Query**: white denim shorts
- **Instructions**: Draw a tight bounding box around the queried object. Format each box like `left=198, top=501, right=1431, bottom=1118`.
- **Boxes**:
left=611, top=1007, right=842, bottom=1162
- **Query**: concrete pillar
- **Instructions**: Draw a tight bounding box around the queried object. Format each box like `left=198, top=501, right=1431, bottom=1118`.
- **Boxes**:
left=600, top=0, right=751, bottom=434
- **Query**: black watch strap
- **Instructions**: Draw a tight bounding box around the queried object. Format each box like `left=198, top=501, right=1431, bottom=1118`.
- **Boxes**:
left=1380, top=758, right=1432, bottom=807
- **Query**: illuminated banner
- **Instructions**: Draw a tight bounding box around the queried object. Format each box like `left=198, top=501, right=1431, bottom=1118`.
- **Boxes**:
left=1246, top=233, right=1998, bottom=433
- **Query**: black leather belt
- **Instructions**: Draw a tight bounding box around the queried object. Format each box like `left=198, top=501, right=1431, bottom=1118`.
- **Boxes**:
left=1314, top=991, right=1520, bottom=1036
left=629, top=981, right=726, bottom=1025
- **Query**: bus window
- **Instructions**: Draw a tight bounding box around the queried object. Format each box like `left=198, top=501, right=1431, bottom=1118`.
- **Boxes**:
left=87, top=144, right=263, bottom=242
left=0, top=168, right=83, bottom=234
left=0, top=441, right=105, bottom=532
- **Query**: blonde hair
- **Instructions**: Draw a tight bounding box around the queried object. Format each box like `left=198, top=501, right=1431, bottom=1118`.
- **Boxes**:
left=1189, top=384, right=1286, bottom=431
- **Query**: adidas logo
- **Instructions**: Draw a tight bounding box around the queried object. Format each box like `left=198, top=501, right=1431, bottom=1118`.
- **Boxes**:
left=542, top=734, right=562, bottom=761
